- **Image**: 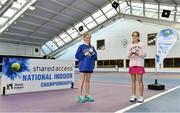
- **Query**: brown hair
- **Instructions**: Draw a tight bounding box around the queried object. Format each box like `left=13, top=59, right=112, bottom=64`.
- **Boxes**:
left=132, top=31, right=140, bottom=43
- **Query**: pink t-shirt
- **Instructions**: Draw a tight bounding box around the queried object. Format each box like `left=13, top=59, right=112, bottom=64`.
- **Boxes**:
left=128, top=42, right=146, bottom=67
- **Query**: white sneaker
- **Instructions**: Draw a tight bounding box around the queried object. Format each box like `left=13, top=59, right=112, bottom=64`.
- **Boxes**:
left=137, top=96, right=144, bottom=103
left=129, top=95, right=136, bottom=102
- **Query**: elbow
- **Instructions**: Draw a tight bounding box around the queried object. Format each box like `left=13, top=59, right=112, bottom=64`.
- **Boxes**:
left=141, top=53, right=146, bottom=58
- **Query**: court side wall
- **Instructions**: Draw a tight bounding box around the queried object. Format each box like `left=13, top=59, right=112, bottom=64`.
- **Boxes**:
left=57, top=19, right=180, bottom=72
left=0, top=42, right=43, bottom=57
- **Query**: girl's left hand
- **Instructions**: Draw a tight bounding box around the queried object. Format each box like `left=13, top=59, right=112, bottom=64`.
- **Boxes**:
left=135, top=52, right=140, bottom=56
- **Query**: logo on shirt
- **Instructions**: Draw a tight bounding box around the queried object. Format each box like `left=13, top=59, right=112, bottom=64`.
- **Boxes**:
left=130, top=46, right=141, bottom=53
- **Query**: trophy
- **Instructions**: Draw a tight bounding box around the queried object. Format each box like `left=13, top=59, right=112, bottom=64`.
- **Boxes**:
left=131, top=47, right=137, bottom=54
left=89, top=48, right=94, bottom=54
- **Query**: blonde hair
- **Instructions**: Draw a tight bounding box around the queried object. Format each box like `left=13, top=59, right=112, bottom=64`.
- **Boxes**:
left=83, top=32, right=92, bottom=47
left=83, top=32, right=90, bottom=38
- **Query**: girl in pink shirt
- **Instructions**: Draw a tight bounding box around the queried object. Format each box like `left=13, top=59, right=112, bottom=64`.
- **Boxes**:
left=128, top=31, right=146, bottom=103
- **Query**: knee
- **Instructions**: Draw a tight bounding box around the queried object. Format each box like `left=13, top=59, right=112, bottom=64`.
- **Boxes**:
left=86, top=79, right=90, bottom=83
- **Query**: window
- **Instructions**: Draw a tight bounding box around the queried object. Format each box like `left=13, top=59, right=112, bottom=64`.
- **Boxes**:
left=102, top=3, right=112, bottom=13
left=0, top=0, right=34, bottom=32
left=102, top=3, right=117, bottom=18
left=97, top=59, right=124, bottom=68
left=83, top=16, right=93, bottom=25
left=97, top=39, right=105, bottom=50
left=126, top=59, right=129, bottom=68
left=104, top=60, right=109, bottom=65
left=70, top=31, right=79, bottom=39
left=164, top=58, right=180, bottom=68
left=42, top=45, right=52, bottom=54
left=110, top=60, right=116, bottom=65
left=97, top=60, right=103, bottom=66
left=132, top=2, right=143, bottom=16
left=60, top=32, right=68, bottom=39
left=92, top=10, right=103, bottom=19
left=57, top=41, right=65, bottom=47
left=67, top=27, right=76, bottom=35
left=117, top=60, right=124, bottom=67
left=105, top=8, right=118, bottom=18
left=54, top=36, right=61, bottom=42
left=75, top=61, right=79, bottom=68
left=0, top=17, right=8, bottom=25
left=60, top=32, right=72, bottom=43
left=145, top=3, right=158, bottom=19
left=120, top=1, right=130, bottom=14
left=92, top=10, right=107, bottom=24
left=3, top=9, right=17, bottom=17
left=63, top=36, right=72, bottom=43
left=0, top=0, right=8, bottom=4
left=86, top=21, right=97, bottom=29
left=46, top=41, right=58, bottom=51
left=176, top=7, right=180, bottom=23
left=95, top=15, right=107, bottom=24
left=145, top=59, right=155, bottom=68
left=147, top=33, right=157, bottom=46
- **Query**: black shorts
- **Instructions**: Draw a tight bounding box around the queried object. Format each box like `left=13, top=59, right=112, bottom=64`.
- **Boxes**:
left=80, top=71, right=93, bottom=73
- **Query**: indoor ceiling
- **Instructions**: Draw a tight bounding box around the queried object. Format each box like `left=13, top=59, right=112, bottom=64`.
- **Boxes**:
left=0, top=0, right=179, bottom=46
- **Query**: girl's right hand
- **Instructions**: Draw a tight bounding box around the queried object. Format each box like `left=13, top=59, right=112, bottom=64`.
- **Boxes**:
left=129, top=52, right=134, bottom=57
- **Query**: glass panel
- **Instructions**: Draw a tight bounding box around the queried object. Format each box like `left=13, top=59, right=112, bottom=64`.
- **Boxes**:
left=126, top=59, right=129, bottom=68
left=145, top=59, right=155, bottom=68
left=46, top=41, right=58, bottom=51
left=0, top=0, right=31, bottom=33
left=120, top=1, right=130, bottom=14
left=42, top=45, right=52, bottom=54
left=60, top=32, right=68, bottom=39
left=3, top=9, right=17, bottom=18
left=92, top=10, right=103, bottom=19
left=95, top=15, right=107, bottom=24
left=86, top=21, right=97, bottom=29
left=145, top=3, right=158, bottom=19
left=63, top=36, right=72, bottom=43
left=67, top=27, right=76, bottom=35
left=105, top=8, right=118, bottom=18
left=57, top=41, right=65, bottom=47
left=0, top=17, right=8, bottom=25
left=117, top=60, right=124, bottom=67
left=12, top=0, right=27, bottom=9
left=132, top=2, right=143, bottom=16
left=54, top=36, right=61, bottom=42
left=164, top=58, right=173, bottom=67
left=174, top=58, right=180, bottom=67
left=176, top=7, right=180, bottom=23
left=145, top=3, right=158, bottom=9
left=102, top=3, right=112, bottom=13
left=1, top=0, right=8, bottom=4
left=83, top=16, right=93, bottom=25
left=70, top=31, right=79, bottom=39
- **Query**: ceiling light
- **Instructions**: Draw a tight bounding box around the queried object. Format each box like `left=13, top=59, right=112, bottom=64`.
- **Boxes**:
left=29, top=6, right=35, bottom=10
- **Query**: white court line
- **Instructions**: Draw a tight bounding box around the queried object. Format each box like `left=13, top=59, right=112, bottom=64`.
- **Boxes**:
left=115, top=85, right=180, bottom=113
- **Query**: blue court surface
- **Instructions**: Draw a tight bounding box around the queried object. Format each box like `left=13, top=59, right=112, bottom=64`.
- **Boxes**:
left=76, top=72, right=180, bottom=113
left=124, top=86, right=180, bottom=112
left=0, top=72, right=179, bottom=113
